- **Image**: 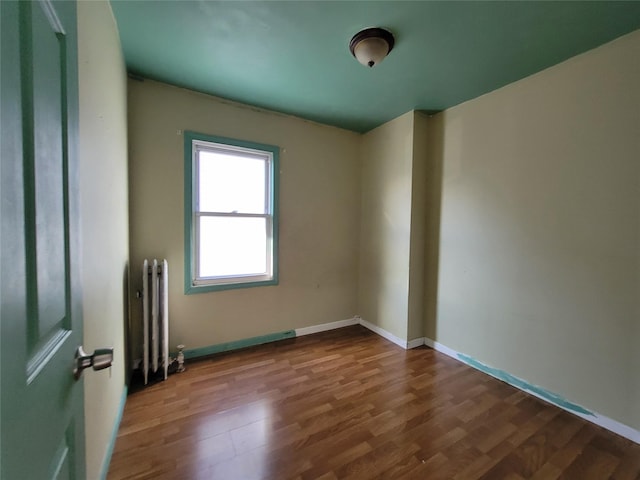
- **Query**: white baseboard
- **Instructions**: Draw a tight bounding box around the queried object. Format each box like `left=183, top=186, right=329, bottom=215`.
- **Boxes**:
left=357, top=318, right=408, bottom=349
left=593, top=414, right=640, bottom=444
left=423, top=337, right=458, bottom=357
left=295, top=316, right=424, bottom=351
left=423, top=336, right=640, bottom=445
left=358, top=318, right=406, bottom=348
left=295, top=318, right=359, bottom=337
left=407, top=337, right=426, bottom=349
left=356, top=318, right=426, bottom=350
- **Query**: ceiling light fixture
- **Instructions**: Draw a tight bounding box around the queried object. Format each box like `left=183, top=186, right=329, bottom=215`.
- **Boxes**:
left=349, top=27, right=395, bottom=68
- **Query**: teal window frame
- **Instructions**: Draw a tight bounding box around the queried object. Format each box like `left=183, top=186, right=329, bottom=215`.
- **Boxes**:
left=184, top=131, right=279, bottom=294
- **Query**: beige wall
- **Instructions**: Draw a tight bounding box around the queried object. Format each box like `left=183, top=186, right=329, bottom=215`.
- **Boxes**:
left=635, top=319, right=640, bottom=429
left=433, top=30, right=640, bottom=429
left=357, top=112, right=414, bottom=340
left=127, top=80, right=360, bottom=356
left=77, top=2, right=129, bottom=478
left=407, top=112, right=430, bottom=341
left=423, top=116, right=445, bottom=341
left=357, top=110, right=430, bottom=343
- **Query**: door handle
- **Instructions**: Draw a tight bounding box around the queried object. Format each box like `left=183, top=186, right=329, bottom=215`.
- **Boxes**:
left=73, top=346, right=113, bottom=380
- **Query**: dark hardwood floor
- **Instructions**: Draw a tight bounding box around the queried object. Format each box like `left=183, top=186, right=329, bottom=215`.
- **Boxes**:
left=108, top=325, right=640, bottom=479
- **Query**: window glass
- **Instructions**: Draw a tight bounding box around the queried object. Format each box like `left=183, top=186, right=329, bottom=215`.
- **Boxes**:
left=198, top=150, right=266, bottom=214
left=198, top=216, right=267, bottom=277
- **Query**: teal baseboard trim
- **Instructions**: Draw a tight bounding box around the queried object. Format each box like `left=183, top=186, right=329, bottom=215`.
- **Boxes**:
left=423, top=337, right=640, bottom=445
left=456, top=353, right=593, bottom=416
left=184, top=329, right=296, bottom=360
left=99, top=385, right=128, bottom=480
left=182, top=319, right=363, bottom=360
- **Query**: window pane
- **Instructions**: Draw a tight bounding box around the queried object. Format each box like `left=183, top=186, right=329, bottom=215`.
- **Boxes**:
left=199, top=216, right=268, bottom=277
left=198, top=150, right=266, bottom=214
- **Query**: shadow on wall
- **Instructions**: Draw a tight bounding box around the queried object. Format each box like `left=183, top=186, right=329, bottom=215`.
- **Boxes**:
left=423, top=113, right=445, bottom=341
left=122, top=262, right=131, bottom=386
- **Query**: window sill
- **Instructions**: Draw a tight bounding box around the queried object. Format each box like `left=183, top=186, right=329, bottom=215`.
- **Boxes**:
left=184, top=278, right=278, bottom=295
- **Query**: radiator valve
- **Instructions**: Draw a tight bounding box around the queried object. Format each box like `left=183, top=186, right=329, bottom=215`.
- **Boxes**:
left=176, top=344, right=186, bottom=373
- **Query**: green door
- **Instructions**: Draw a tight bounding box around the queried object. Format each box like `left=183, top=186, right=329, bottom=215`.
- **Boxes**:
left=1, top=0, right=85, bottom=478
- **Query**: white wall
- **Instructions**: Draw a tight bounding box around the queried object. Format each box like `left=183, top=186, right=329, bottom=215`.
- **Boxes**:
left=433, top=30, right=640, bottom=430
left=127, top=80, right=361, bottom=356
left=77, top=2, right=129, bottom=478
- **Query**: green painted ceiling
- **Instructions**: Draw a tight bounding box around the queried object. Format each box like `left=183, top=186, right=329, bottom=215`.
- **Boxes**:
left=111, top=1, right=640, bottom=133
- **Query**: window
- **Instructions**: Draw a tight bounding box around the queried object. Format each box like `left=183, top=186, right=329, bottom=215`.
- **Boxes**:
left=184, top=131, right=279, bottom=293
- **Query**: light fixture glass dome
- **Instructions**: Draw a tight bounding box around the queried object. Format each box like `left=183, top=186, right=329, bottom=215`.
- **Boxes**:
left=349, top=27, right=395, bottom=68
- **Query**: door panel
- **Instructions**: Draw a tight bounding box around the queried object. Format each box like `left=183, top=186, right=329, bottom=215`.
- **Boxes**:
left=32, top=0, right=67, bottom=340
left=26, top=0, right=70, bottom=374
left=1, top=1, right=84, bottom=478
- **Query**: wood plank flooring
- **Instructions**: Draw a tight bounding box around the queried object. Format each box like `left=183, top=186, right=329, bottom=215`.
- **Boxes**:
left=108, top=325, right=640, bottom=479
